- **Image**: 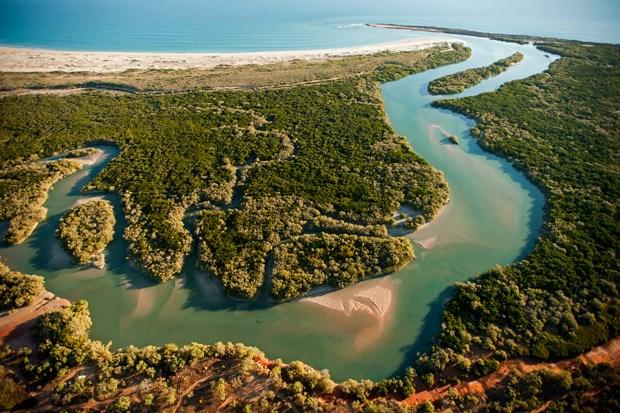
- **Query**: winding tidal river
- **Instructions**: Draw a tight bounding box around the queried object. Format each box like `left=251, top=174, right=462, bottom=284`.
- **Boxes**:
left=0, top=35, right=556, bottom=381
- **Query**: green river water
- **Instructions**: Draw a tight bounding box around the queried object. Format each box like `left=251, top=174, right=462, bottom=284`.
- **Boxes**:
left=0, top=35, right=555, bottom=381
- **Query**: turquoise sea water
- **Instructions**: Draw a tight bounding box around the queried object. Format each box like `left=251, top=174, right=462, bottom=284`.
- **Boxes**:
left=0, top=0, right=619, bottom=51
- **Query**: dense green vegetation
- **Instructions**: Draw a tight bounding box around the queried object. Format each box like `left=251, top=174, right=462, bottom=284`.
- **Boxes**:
left=0, top=44, right=469, bottom=297
left=56, top=199, right=116, bottom=268
left=0, top=158, right=83, bottom=245
left=411, top=42, right=620, bottom=382
left=433, top=364, right=620, bottom=412
left=34, top=299, right=93, bottom=378
left=195, top=196, right=321, bottom=298
left=428, top=52, right=523, bottom=95
left=308, top=215, right=388, bottom=238
left=271, top=233, right=413, bottom=300
left=0, top=261, right=44, bottom=310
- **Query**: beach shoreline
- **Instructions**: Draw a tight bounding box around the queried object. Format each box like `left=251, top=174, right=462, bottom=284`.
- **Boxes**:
left=0, top=38, right=460, bottom=73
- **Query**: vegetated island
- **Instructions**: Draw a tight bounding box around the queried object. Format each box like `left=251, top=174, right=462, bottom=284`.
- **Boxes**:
left=0, top=30, right=619, bottom=412
left=0, top=42, right=471, bottom=301
left=56, top=199, right=115, bottom=269
left=427, top=52, right=523, bottom=95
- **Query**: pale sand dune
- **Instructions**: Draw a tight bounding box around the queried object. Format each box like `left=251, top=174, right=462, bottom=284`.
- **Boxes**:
left=0, top=88, right=84, bottom=97
left=0, top=38, right=460, bottom=73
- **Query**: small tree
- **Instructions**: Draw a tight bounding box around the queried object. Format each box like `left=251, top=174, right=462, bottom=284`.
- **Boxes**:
left=35, top=300, right=92, bottom=377
left=418, top=401, right=435, bottom=413
left=211, top=378, right=227, bottom=401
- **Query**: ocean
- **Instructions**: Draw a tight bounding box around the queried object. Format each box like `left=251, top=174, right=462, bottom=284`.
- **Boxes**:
left=1, top=0, right=619, bottom=52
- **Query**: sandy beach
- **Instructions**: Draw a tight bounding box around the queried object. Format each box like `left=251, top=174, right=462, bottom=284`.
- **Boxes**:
left=0, top=38, right=459, bottom=73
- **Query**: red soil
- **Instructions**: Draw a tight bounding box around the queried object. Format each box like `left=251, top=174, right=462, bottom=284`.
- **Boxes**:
left=402, top=336, right=620, bottom=407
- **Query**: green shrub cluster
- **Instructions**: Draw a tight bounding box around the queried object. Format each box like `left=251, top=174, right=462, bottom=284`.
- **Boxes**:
left=31, top=300, right=93, bottom=378
left=372, top=43, right=471, bottom=82
left=435, top=364, right=620, bottom=412
left=428, top=52, right=524, bottom=95
left=195, top=196, right=321, bottom=298
left=0, top=365, right=28, bottom=411
left=0, top=261, right=44, bottom=310
left=308, top=215, right=389, bottom=238
left=271, top=233, right=414, bottom=300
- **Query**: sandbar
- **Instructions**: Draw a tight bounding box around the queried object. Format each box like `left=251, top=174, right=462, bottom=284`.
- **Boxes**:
left=301, top=277, right=398, bottom=350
